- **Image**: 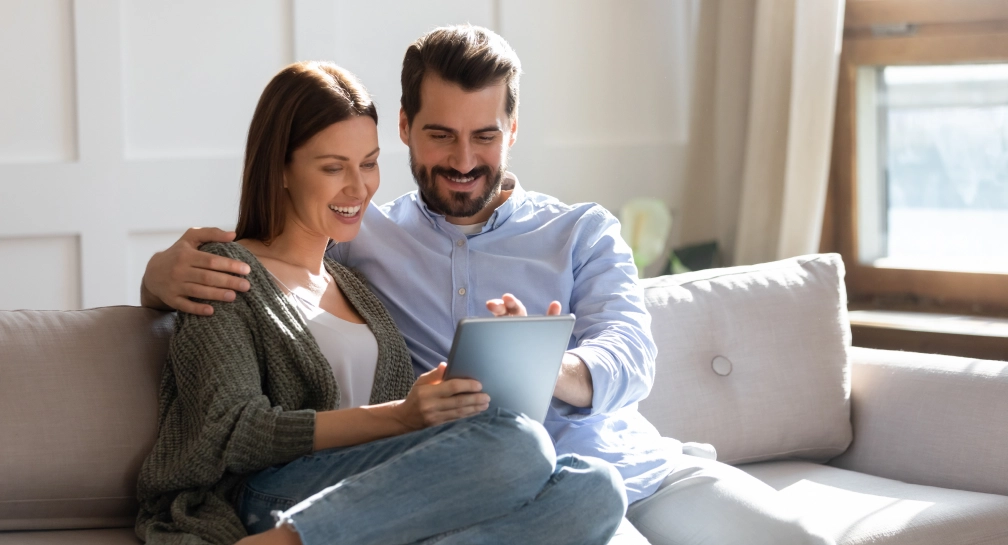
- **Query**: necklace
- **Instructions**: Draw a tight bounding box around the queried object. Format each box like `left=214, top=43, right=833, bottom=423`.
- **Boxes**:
left=266, top=267, right=332, bottom=308
left=241, top=240, right=332, bottom=302
left=258, top=255, right=331, bottom=301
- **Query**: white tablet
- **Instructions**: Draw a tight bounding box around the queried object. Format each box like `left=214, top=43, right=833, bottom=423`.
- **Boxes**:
left=444, top=314, right=576, bottom=423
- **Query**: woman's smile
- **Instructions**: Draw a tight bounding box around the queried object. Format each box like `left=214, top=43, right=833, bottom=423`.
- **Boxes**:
left=329, top=203, right=363, bottom=223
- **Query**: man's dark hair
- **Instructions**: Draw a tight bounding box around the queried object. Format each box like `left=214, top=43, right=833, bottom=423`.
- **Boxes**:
left=401, top=25, right=521, bottom=125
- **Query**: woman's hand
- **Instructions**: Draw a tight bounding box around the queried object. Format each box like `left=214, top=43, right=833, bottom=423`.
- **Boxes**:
left=394, top=363, right=490, bottom=431
left=486, top=293, right=562, bottom=317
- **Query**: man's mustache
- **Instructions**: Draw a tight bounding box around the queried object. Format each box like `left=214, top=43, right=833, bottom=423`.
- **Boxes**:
left=429, top=165, right=494, bottom=180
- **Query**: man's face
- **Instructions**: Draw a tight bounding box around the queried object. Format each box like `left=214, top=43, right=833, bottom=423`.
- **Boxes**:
left=399, top=74, right=517, bottom=223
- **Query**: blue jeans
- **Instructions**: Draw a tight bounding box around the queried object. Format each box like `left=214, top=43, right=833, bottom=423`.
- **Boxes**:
left=235, top=408, right=626, bottom=545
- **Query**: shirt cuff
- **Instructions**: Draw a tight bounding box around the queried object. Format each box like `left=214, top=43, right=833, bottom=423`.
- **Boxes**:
left=565, top=346, right=615, bottom=415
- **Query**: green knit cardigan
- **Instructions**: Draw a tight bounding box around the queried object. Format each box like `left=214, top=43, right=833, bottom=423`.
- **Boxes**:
left=136, top=242, right=415, bottom=545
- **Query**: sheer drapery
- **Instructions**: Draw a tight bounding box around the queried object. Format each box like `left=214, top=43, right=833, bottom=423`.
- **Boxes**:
left=678, top=0, right=845, bottom=266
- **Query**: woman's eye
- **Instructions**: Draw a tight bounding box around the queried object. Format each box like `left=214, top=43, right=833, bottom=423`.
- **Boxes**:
left=362, top=162, right=378, bottom=170
left=323, top=167, right=342, bottom=174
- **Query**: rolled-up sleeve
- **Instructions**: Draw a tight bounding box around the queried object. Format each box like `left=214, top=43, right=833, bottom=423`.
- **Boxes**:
left=566, top=207, right=658, bottom=415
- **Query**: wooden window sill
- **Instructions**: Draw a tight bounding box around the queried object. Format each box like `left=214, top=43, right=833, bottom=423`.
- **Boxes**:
left=849, top=309, right=1008, bottom=361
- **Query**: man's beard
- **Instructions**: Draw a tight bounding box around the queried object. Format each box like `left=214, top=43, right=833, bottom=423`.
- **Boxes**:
left=409, top=151, right=505, bottom=219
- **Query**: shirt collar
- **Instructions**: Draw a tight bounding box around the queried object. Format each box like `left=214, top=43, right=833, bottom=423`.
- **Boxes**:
left=413, top=171, right=527, bottom=234
left=486, top=172, right=525, bottom=230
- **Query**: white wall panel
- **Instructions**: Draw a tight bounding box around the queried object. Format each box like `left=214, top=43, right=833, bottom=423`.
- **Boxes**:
left=0, top=1, right=693, bottom=310
left=499, top=0, right=693, bottom=216
left=0, top=235, right=80, bottom=310
left=121, top=0, right=294, bottom=159
left=126, top=231, right=185, bottom=306
left=510, top=144, right=688, bottom=216
left=294, top=0, right=495, bottom=204
left=0, top=0, right=77, bottom=164
left=501, top=0, right=694, bottom=148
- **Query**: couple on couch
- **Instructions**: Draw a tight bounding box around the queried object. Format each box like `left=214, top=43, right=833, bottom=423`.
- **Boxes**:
left=137, top=24, right=832, bottom=545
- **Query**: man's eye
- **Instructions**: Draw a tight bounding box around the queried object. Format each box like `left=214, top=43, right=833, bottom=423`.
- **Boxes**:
left=431, top=133, right=450, bottom=140
left=476, top=135, right=496, bottom=143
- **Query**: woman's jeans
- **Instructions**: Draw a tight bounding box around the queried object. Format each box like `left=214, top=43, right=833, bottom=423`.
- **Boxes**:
left=235, top=408, right=626, bottom=545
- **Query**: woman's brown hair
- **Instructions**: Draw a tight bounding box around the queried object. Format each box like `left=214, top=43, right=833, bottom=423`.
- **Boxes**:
left=236, top=61, right=378, bottom=243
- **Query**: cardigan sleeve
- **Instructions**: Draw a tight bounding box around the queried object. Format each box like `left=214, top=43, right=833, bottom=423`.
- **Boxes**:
left=164, top=296, right=317, bottom=479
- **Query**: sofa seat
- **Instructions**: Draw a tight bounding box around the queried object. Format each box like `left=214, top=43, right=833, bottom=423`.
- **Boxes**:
left=0, top=528, right=139, bottom=544
left=740, top=460, right=1008, bottom=545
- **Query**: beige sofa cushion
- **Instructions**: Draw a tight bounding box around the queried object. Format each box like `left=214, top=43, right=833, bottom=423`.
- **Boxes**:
left=0, top=307, right=173, bottom=531
left=741, top=460, right=1008, bottom=545
left=832, top=347, right=1008, bottom=497
left=638, top=254, right=852, bottom=465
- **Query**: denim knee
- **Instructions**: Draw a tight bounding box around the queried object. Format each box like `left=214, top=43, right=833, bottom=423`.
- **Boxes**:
left=557, top=455, right=627, bottom=541
left=475, top=409, right=557, bottom=493
left=574, top=456, right=627, bottom=519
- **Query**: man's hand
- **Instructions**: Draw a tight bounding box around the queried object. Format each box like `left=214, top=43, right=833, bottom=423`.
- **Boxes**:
left=395, top=363, right=490, bottom=430
left=140, top=227, right=251, bottom=315
left=485, top=294, right=594, bottom=408
left=485, top=293, right=561, bottom=317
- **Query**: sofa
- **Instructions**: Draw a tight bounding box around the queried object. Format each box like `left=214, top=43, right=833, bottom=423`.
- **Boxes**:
left=1, top=253, right=1007, bottom=544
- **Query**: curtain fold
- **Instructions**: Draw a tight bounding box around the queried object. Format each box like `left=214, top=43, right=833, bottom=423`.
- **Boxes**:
left=679, top=0, right=845, bottom=266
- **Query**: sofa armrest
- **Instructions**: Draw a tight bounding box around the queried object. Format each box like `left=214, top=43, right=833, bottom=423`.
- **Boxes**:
left=829, top=346, right=1008, bottom=496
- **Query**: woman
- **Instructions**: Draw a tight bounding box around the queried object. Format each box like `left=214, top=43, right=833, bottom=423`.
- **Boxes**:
left=135, top=61, right=625, bottom=545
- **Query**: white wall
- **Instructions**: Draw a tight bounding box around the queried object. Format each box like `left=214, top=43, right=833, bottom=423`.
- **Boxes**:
left=0, top=0, right=695, bottom=310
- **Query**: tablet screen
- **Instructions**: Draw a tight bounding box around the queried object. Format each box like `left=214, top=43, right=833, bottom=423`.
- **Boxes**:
left=444, top=314, right=575, bottom=423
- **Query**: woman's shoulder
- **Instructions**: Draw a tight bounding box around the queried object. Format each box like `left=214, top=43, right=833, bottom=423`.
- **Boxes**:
left=199, top=241, right=270, bottom=288
left=199, top=240, right=255, bottom=263
left=191, top=241, right=274, bottom=312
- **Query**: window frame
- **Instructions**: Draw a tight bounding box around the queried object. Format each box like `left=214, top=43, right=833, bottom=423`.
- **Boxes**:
left=824, top=0, right=1008, bottom=312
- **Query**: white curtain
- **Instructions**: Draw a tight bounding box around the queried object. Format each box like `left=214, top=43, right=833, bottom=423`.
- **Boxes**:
left=678, top=0, right=845, bottom=266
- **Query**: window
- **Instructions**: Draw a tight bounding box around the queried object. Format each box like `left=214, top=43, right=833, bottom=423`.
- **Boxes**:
left=824, top=0, right=1008, bottom=311
left=856, top=63, right=1008, bottom=273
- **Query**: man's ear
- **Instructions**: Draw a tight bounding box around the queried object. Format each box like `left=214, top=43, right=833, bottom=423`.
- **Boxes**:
left=399, top=108, right=410, bottom=146
left=507, top=115, right=518, bottom=147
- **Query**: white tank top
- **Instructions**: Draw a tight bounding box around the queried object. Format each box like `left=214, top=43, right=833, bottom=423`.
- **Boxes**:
left=267, top=270, right=378, bottom=409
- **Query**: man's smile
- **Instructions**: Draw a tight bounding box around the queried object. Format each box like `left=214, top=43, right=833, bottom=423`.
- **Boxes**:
left=439, top=171, right=483, bottom=191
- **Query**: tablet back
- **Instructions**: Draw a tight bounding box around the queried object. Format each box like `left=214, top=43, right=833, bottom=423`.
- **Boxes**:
left=445, top=315, right=575, bottom=423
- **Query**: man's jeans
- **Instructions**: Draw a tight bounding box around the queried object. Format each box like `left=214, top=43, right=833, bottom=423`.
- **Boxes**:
left=235, top=408, right=626, bottom=545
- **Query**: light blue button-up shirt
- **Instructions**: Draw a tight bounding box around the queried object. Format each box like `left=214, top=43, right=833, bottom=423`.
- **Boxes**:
left=328, top=175, right=680, bottom=503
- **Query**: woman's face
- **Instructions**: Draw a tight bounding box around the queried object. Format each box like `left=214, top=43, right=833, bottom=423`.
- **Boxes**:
left=284, top=115, right=380, bottom=243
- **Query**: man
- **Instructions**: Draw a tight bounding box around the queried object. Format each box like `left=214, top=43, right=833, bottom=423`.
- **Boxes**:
left=142, top=25, right=832, bottom=545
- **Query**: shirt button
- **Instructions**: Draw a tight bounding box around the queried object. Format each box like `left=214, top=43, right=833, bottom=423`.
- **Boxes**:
left=457, top=239, right=465, bottom=247
left=458, top=288, right=466, bottom=296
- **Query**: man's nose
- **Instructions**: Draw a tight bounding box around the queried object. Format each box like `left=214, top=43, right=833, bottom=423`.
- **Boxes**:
left=448, top=139, right=477, bottom=174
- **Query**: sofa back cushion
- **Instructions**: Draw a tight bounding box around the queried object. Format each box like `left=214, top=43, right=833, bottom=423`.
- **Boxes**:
left=638, top=253, right=853, bottom=465
left=0, top=307, right=173, bottom=531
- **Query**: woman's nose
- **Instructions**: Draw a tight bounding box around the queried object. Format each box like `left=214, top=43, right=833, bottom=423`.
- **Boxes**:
left=344, top=168, right=366, bottom=197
